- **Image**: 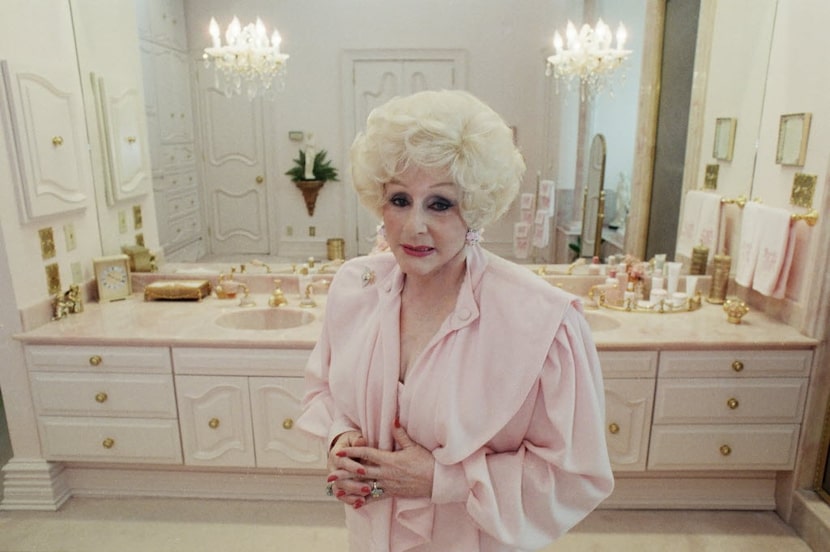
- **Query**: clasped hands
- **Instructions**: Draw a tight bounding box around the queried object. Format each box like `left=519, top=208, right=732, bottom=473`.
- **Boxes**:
left=327, top=420, right=434, bottom=509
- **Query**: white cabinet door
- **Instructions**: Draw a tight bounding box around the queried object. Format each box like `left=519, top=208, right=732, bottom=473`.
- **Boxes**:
left=154, top=47, right=194, bottom=144
left=176, top=375, right=256, bottom=467
left=604, top=379, right=655, bottom=471
left=250, top=377, right=326, bottom=469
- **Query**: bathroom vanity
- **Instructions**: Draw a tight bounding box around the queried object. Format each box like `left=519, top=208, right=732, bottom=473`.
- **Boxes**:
left=6, top=285, right=817, bottom=511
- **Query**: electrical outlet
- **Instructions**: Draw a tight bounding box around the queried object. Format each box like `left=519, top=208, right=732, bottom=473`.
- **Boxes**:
left=71, top=261, right=83, bottom=284
left=118, top=210, right=128, bottom=233
left=63, top=223, right=77, bottom=251
left=309, top=226, right=316, bottom=237
left=286, top=225, right=293, bottom=237
left=288, top=130, right=304, bottom=142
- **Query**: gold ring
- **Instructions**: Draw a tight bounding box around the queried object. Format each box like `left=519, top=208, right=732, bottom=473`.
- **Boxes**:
left=370, top=480, right=384, bottom=499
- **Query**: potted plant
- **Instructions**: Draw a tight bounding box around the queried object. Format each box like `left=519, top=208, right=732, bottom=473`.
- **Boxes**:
left=286, top=149, right=339, bottom=216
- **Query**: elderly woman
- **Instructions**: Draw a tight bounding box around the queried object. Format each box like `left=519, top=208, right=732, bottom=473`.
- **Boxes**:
left=298, top=89, right=613, bottom=551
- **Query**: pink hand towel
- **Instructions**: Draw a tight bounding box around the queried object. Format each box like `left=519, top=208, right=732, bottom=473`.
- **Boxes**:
left=692, top=191, right=722, bottom=262
left=734, top=202, right=763, bottom=287
left=676, top=190, right=704, bottom=258
left=752, top=205, right=793, bottom=297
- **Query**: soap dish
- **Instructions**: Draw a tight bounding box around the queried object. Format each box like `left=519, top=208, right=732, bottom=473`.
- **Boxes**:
left=144, top=280, right=212, bottom=301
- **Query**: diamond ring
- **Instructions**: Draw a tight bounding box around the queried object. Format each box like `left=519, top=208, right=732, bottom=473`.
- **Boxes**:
left=326, top=482, right=334, bottom=497
left=370, top=480, right=384, bottom=499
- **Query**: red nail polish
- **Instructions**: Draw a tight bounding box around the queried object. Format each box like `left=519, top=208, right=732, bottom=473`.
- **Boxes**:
left=357, top=468, right=366, bottom=475
left=336, top=490, right=346, bottom=498
left=327, top=475, right=338, bottom=482
left=361, top=486, right=370, bottom=494
left=353, top=500, right=364, bottom=509
left=394, top=417, right=401, bottom=428
left=336, top=451, right=347, bottom=457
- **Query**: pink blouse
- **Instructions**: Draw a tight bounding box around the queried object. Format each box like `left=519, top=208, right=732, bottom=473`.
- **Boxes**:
left=298, top=246, right=613, bottom=551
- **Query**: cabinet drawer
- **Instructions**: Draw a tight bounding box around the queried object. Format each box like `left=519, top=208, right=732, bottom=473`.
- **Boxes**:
left=599, top=350, right=658, bottom=378
left=604, top=378, right=655, bottom=471
left=653, top=378, right=807, bottom=424
left=167, top=187, right=199, bottom=220
left=27, top=345, right=171, bottom=373
left=173, top=348, right=312, bottom=377
left=659, top=349, right=812, bottom=378
left=38, top=417, right=182, bottom=464
left=157, top=170, right=196, bottom=193
left=160, top=143, right=195, bottom=171
left=168, top=212, right=201, bottom=247
left=647, top=424, right=799, bottom=470
left=30, top=372, right=177, bottom=418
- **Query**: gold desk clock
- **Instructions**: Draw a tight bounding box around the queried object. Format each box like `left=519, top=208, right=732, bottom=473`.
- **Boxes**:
left=93, top=254, right=132, bottom=302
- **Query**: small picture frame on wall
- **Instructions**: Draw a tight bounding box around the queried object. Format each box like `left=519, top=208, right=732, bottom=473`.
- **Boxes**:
left=776, top=113, right=812, bottom=166
left=713, top=118, right=737, bottom=161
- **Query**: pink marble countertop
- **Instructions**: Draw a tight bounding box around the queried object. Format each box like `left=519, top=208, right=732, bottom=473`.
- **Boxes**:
left=15, top=290, right=816, bottom=351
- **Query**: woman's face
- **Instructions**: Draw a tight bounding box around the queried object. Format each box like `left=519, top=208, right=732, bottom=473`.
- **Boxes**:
left=382, top=165, right=467, bottom=280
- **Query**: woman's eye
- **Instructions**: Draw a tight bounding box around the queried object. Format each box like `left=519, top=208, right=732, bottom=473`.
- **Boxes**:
left=429, top=199, right=453, bottom=212
left=389, top=195, right=409, bottom=207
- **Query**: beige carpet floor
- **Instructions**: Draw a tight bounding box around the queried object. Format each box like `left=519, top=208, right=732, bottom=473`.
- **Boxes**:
left=0, top=497, right=813, bottom=551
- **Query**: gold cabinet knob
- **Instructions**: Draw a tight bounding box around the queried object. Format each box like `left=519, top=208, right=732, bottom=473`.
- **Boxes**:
left=608, top=422, right=620, bottom=434
left=255, top=175, right=264, bottom=184
left=95, top=392, right=108, bottom=403
left=51, top=136, right=64, bottom=146
left=719, top=444, right=732, bottom=456
left=126, top=136, right=136, bottom=144
left=208, top=418, right=220, bottom=429
left=282, top=418, right=294, bottom=430
left=727, top=397, right=739, bottom=410
left=102, top=438, right=115, bottom=449
left=89, top=355, right=103, bottom=366
left=731, top=360, right=744, bottom=372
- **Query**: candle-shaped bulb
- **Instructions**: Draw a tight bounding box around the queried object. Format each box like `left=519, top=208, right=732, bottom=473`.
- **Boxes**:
left=616, top=23, right=628, bottom=50
left=226, top=16, right=241, bottom=46
left=255, top=17, right=267, bottom=46
left=565, top=21, right=577, bottom=48
left=553, top=31, right=563, bottom=53
left=596, top=18, right=612, bottom=49
left=209, top=17, right=221, bottom=48
left=271, top=30, right=282, bottom=52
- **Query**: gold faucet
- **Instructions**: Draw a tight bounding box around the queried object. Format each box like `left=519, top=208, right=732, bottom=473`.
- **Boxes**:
left=299, top=283, right=316, bottom=308
left=238, top=284, right=256, bottom=307
left=250, top=259, right=273, bottom=273
left=268, top=279, right=288, bottom=307
left=566, top=257, right=586, bottom=275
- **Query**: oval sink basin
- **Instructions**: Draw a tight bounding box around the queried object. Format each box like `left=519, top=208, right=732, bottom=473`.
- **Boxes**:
left=583, top=310, right=622, bottom=332
left=215, top=308, right=315, bottom=331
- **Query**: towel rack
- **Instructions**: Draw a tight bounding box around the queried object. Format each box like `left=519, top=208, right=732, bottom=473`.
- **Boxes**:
left=791, top=210, right=819, bottom=226
left=720, top=195, right=748, bottom=208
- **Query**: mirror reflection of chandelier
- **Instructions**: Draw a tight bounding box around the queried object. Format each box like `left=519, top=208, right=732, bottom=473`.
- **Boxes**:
left=546, top=19, right=631, bottom=101
left=202, top=16, right=289, bottom=100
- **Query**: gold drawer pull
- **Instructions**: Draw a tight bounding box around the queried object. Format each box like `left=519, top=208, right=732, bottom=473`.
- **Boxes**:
left=208, top=418, right=220, bottom=429
left=126, top=136, right=136, bottom=144
left=731, top=360, right=744, bottom=372
left=51, top=136, right=64, bottom=146
left=282, top=418, right=294, bottom=430
left=95, top=392, right=108, bottom=403
left=727, top=398, right=739, bottom=410
left=256, top=175, right=264, bottom=184
left=89, top=355, right=102, bottom=366
left=102, top=438, right=115, bottom=449
left=719, top=444, right=732, bottom=456
left=608, top=422, right=620, bottom=434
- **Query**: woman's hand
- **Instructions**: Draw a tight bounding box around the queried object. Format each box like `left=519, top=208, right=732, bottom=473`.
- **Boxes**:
left=326, top=430, right=369, bottom=507
left=337, top=421, right=435, bottom=506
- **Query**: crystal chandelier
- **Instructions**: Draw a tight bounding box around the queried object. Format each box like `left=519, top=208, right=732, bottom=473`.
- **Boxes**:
left=546, top=19, right=631, bottom=101
left=202, top=16, right=289, bottom=100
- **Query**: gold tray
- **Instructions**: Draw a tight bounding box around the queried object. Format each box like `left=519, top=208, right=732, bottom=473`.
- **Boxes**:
left=143, top=280, right=211, bottom=301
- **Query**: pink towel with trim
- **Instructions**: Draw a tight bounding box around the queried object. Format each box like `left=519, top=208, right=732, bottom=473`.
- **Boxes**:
left=734, top=202, right=763, bottom=287
left=752, top=205, right=794, bottom=298
left=676, top=190, right=704, bottom=258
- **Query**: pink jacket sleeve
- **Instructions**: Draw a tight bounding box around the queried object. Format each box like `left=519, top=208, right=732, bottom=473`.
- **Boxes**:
left=431, top=309, right=614, bottom=548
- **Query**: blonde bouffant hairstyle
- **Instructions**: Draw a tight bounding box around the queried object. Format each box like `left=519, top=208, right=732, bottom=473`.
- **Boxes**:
left=350, top=90, right=526, bottom=231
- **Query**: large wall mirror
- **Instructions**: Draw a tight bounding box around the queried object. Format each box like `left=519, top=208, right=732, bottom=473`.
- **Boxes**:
left=67, top=0, right=778, bottom=269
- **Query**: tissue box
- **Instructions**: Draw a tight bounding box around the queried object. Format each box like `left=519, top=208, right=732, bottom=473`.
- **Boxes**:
left=143, top=280, right=211, bottom=301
